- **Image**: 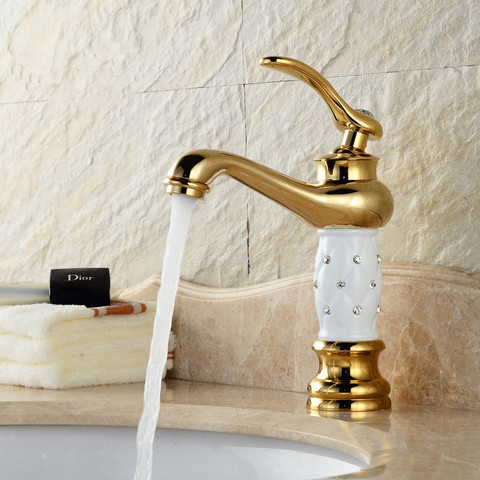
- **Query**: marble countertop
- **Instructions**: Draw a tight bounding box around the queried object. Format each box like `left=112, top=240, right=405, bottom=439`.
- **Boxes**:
left=0, top=379, right=478, bottom=479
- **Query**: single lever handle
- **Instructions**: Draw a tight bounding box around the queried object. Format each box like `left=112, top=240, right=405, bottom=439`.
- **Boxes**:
left=260, top=56, right=382, bottom=141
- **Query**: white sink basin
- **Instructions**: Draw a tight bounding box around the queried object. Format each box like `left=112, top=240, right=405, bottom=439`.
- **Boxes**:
left=0, top=425, right=366, bottom=479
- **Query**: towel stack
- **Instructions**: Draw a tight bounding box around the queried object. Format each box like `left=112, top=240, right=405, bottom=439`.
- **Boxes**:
left=0, top=302, right=175, bottom=389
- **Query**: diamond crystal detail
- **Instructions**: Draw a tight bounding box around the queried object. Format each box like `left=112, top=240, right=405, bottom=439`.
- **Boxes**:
left=377, top=255, right=382, bottom=263
left=353, top=305, right=363, bottom=315
left=370, top=280, right=377, bottom=289
left=377, top=306, right=382, bottom=313
left=323, top=305, right=331, bottom=315
left=313, top=280, right=318, bottom=289
left=323, top=255, right=331, bottom=264
left=336, top=280, right=346, bottom=289
left=353, top=255, right=363, bottom=264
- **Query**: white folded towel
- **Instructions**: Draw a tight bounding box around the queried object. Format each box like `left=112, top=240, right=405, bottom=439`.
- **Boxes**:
left=0, top=302, right=176, bottom=389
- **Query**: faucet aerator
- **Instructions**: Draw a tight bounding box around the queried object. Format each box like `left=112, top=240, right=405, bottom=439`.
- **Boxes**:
left=165, top=177, right=209, bottom=200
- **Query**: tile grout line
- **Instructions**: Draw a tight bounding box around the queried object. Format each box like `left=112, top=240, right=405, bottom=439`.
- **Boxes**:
left=240, top=0, right=251, bottom=279
left=136, top=62, right=479, bottom=95
left=2, top=64, right=478, bottom=104
left=0, top=100, right=48, bottom=106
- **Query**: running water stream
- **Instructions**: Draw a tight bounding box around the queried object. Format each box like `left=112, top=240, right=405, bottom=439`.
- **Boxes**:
left=134, top=194, right=197, bottom=480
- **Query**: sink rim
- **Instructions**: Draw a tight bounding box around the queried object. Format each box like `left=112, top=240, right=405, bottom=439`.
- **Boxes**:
left=0, top=381, right=406, bottom=477
left=0, top=423, right=373, bottom=480
left=156, top=403, right=406, bottom=474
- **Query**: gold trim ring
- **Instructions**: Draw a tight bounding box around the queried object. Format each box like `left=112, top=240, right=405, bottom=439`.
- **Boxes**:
left=308, top=340, right=391, bottom=412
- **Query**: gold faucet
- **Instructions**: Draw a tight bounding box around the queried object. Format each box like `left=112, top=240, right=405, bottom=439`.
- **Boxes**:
left=165, top=56, right=393, bottom=229
left=165, top=57, right=394, bottom=413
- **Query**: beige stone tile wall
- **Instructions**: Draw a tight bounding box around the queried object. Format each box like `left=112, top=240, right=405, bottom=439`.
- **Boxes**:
left=1, top=1, right=479, bottom=288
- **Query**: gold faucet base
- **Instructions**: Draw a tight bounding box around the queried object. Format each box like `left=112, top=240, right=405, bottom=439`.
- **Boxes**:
left=308, top=339, right=391, bottom=412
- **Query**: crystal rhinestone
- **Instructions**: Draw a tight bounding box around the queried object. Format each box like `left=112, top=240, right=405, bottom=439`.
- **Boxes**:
left=323, top=305, right=331, bottom=315
left=377, top=306, right=382, bottom=313
left=323, top=255, right=331, bottom=264
left=353, top=305, right=363, bottom=315
left=353, top=255, right=363, bottom=264
left=370, top=280, right=376, bottom=289
left=377, top=254, right=382, bottom=263
left=313, top=280, right=318, bottom=289
left=336, top=280, right=346, bottom=289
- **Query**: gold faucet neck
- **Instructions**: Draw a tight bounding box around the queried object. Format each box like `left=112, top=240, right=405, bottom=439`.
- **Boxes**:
left=341, top=130, right=369, bottom=151
left=315, top=148, right=378, bottom=183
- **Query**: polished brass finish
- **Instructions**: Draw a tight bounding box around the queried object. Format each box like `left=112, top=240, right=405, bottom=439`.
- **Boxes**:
left=308, top=340, right=391, bottom=412
left=260, top=57, right=383, bottom=141
left=165, top=56, right=393, bottom=412
left=315, top=147, right=379, bottom=183
left=165, top=56, right=393, bottom=229
left=341, top=130, right=369, bottom=151
left=166, top=149, right=393, bottom=228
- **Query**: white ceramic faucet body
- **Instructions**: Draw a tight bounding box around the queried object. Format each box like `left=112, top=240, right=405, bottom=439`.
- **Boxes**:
left=314, top=228, right=382, bottom=342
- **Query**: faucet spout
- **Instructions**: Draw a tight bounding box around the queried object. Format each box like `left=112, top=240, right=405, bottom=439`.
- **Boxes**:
left=165, top=149, right=393, bottom=228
